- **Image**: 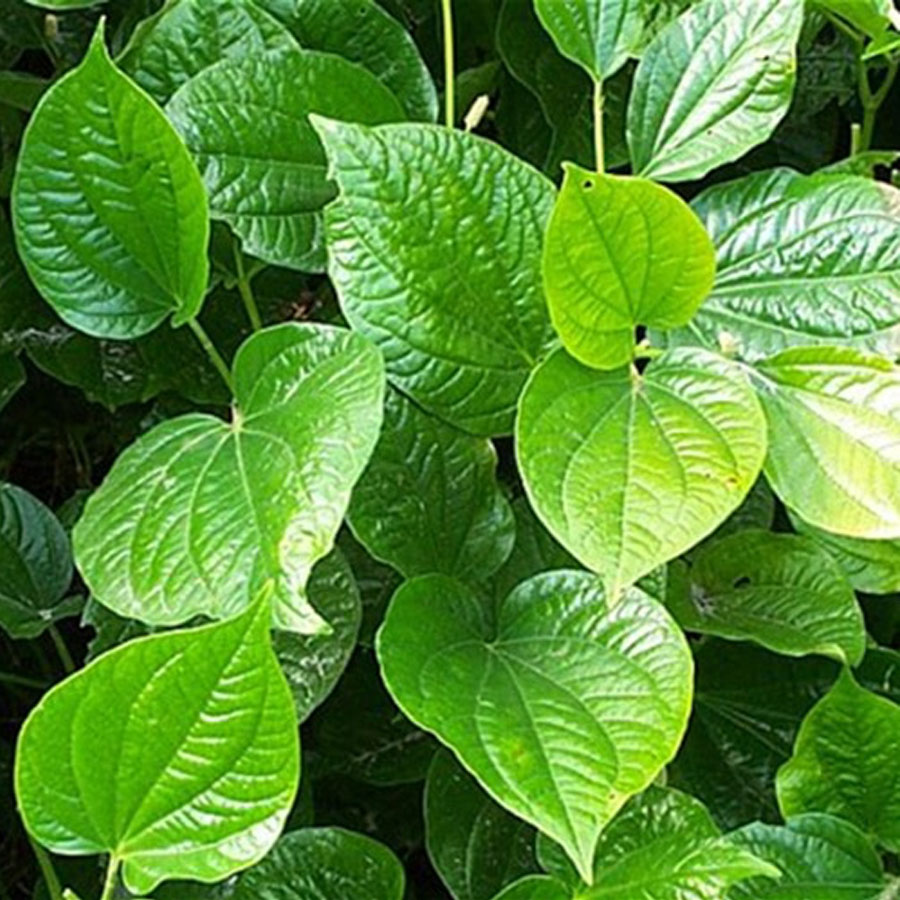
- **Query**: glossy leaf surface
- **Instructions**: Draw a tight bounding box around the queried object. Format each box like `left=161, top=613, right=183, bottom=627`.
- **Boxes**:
left=13, top=26, right=209, bottom=339
left=377, top=570, right=693, bottom=882
left=15, top=600, right=299, bottom=895
left=628, top=0, right=804, bottom=182
left=73, top=323, right=384, bottom=633
left=517, top=347, right=766, bottom=596
left=315, top=118, right=556, bottom=436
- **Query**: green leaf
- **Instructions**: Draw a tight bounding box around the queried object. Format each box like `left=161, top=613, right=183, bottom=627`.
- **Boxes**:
left=538, top=786, right=778, bottom=899
left=348, top=389, right=514, bottom=581
left=751, top=345, right=900, bottom=539
left=12, top=25, right=209, bottom=339
left=376, top=570, right=693, bottom=883
left=426, top=749, right=537, bottom=900
left=0, top=483, right=78, bottom=639
left=789, top=509, right=900, bottom=595
left=543, top=166, right=715, bottom=369
left=491, top=876, right=571, bottom=900
left=118, top=0, right=298, bottom=104
left=229, top=827, right=405, bottom=900
left=14, top=599, right=299, bottom=895
left=516, top=347, right=767, bottom=597
left=256, top=0, right=438, bottom=122
left=627, top=0, right=804, bottom=182
left=777, top=670, right=900, bottom=851
left=668, top=530, right=866, bottom=664
left=533, top=0, right=643, bottom=81
left=313, top=118, right=556, bottom=436
left=73, top=323, right=385, bottom=634
left=814, top=0, right=896, bottom=36
left=166, top=48, right=405, bottom=272
left=0, top=352, right=24, bottom=411
left=728, top=814, right=887, bottom=900
left=665, top=170, right=900, bottom=361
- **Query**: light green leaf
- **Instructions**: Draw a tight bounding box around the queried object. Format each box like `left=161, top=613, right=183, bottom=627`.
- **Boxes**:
left=0, top=483, right=77, bottom=638
left=73, top=323, right=385, bottom=634
left=665, top=170, right=900, bottom=361
left=789, top=509, right=900, bottom=595
left=669, top=530, right=866, bottom=664
left=627, top=0, right=804, bottom=182
left=516, top=347, right=767, bottom=597
left=256, top=0, right=438, bottom=122
left=313, top=118, right=556, bottom=436
left=814, top=0, right=896, bottom=36
left=229, top=827, right=405, bottom=900
left=119, top=0, right=298, bottom=104
left=166, top=48, right=405, bottom=272
left=491, top=876, right=570, bottom=900
left=15, top=599, right=299, bottom=895
left=377, top=570, right=693, bottom=883
left=537, top=786, right=778, bottom=899
left=751, top=345, right=900, bottom=539
left=777, top=670, right=900, bottom=851
left=543, top=166, right=715, bottom=369
left=533, top=0, right=643, bottom=81
left=728, top=814, right=887, bottom=900
left=12, top=25, right=209, bottom=339
left=426, top=749, right=537, bottom=900
left=348, top=389, right=514, bottom=581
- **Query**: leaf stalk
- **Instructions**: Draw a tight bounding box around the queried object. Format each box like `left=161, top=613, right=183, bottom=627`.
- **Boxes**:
left=441, top=0, right=455, bottom=127
left=187, top=319, right=234, bottom=394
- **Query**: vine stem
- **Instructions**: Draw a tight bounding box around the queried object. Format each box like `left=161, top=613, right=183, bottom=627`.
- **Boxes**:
left=441, top=0, right=455, bottom=127
left=29, top=836, right=63, bottom=900
left=48, top=624, right=74, bottom=674
left=593, top=79, right=605, bottom=173
left=233, top=241, right=262, bottom=332
left=188, top=319, right=234, bottom=393
left=99, top=857, right=120, bottom=900
left=857, top=55, right=899, bottom=151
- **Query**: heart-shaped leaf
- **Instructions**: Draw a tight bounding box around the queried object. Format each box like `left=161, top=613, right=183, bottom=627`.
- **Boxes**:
left=543, top=166, right=715, bottom=369
left=664, top=170, right=900, bottom=361
left=751, top=346, right=900, bottom=539
left=166, top=48, right=405, bottom=272
left=348, top=389, right=514, bottom=580
left=12, top=25, right=209, bottom=339
left=377, top=570, right=694, bottom=883
left=313, top=117, right=556, bottom=436
left=0, top=483, right=78, bottom=639
left=15, top=599, right=299, bottom=895
left=516, top=347, right=767, bottom=597
left=627, top=0, right=804, bottom=182
left=669, top=530, right=866, bottom=664
left=73, top=322, right=385, bottom=633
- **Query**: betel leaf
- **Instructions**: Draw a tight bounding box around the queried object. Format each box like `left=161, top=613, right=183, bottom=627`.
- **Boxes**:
left=777, top=670, right=900, bottom=851
left=12, top=24, right=209, bottom=340
left=0, top=483, right=77, bottom=639
left=73, top=323, right=385, bottom=634
left=425, top=749, right=536, bottom=900
left=492, top=876, right=571, bottom=900
left=665, top=170, right=900, bottom=361
left=668, top=530, right=865, bottom=664
left=814, top=0, right=896, bottom=36
left=751, top=346, right=900, bottom=539
left=256, top=0, right=438, bottom=122
left=119, top=0, right=298, bottom=104
left=728, top=814, right=888, bottom=900
left=543, top=166, right=715, bottom=369
left=533, top=0, right=643, bottom=82
left=377, top=570, right=693, bottom=883
left=348, top=389, right=514, bottom=581
left=14, top=599, right=299, bottom=895
left=313, top=118, right=556, bottom=436
left=789, top=509, right=900, bottom=595
left=536, top=786, right=777, bottom=899
left=166, top=48, right=405, bottom=272
left=516, top=347, right=766, bottom=598
left=627, top=0, right=804, bottom=182
left=229, top=827, right=405, bottom=900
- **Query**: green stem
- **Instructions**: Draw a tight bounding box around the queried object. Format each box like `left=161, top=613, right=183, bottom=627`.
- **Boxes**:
left=48, top=624, right=75, bottom=674
left=99, top=857, right=120, bottom=900
left=441, top=0, right=455, bottom=127
left=0, top=670, right=48, bottom=689
left=593, top=78, right=605, bottom=173
left=856, top=55, right=899, bottom=151
left=29, top=836, right=63, bottom=900
left=233, top=242, right=262, bottom=332
left=188, top=319, right=234, bottom=393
